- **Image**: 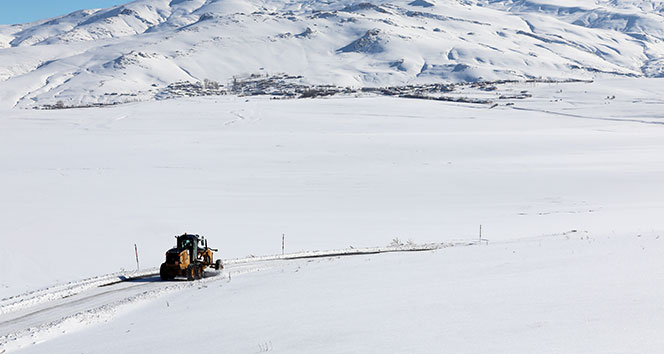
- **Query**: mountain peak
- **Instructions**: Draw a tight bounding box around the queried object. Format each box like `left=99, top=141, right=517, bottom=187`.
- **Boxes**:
left=0, top=0, right=663, bottom=108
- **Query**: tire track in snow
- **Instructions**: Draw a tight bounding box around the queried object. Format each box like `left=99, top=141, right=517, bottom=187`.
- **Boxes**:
left=510, top=106, right=664, bottom=125
left=0, top=265, right=266, bottom=352
left=0, top=243, right=455, bottom=318
left=0, top=282, right=153, bottom=332
left=0, top=243, right=465, bottom=351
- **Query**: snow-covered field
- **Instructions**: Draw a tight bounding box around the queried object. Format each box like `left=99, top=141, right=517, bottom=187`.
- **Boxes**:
left=1, top=76, right=663, bottom=352
left=6, top=234, right=664, bottom=353
left=2, top=0, right=664, bottom=350
left=2, top=78, right=662, bottom=294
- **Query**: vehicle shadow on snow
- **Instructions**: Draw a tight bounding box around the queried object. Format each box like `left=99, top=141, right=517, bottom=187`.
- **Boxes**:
left=125, top=276, right=162, bottom=283
left=127, top=271, right=221, bottom=283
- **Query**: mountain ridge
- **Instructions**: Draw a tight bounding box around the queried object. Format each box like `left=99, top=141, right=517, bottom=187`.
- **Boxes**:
left=0, top=0, right=662, bottom=108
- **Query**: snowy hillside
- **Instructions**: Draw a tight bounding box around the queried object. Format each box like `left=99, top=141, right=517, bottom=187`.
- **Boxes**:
left=0, top=0, right=663, bottom=108
left=1, top=2, right=664, bottom=352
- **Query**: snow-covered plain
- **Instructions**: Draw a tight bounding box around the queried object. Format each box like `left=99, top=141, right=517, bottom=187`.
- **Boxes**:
left=2, top=0, right=664, bottom=350
left=1, top=78, right=662, bottom=297
left=0, top=75, right=662, bottom=288
left=0, top=74, right=662, bottom=352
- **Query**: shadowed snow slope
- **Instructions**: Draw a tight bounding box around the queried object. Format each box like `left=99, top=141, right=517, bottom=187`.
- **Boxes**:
left=0, top=0, right=663, bottom=107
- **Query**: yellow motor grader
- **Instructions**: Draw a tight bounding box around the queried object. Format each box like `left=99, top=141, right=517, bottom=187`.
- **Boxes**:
left=160, top=233, right=223, bottom=281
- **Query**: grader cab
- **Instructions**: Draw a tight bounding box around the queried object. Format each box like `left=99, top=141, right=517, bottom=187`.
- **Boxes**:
left=160, top=233, right=223, bottom=281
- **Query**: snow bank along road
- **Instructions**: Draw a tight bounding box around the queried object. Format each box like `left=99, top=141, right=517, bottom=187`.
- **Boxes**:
left=5, top=232, right=664, bottom=354
left=0, top=243, right=455, bottom=351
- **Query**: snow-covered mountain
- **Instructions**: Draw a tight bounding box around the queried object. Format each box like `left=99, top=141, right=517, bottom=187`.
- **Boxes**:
left=0, top=0, right=663, bottom=108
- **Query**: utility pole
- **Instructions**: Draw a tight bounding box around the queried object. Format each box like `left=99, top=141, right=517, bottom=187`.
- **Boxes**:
left=134, top=244, right=140, bottom=271
left=282, top=234, right=285, bottom=255
left=479, top=225, right=482, bottom=245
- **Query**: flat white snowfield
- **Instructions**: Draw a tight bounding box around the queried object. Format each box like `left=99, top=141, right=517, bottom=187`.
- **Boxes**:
left=0, top=77, right=663, bottom=352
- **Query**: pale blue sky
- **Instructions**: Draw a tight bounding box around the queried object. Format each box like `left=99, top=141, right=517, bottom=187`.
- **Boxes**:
left=0, top=1, right=127, bottom=24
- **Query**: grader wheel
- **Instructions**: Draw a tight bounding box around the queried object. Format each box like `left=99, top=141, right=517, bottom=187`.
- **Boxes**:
left=160, top=264, right=174, bottom=281
left=186, top=265, right=196, bottom=281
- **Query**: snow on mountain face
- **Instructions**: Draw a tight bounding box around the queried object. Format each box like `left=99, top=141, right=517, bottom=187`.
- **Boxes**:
left=0, top=0, right=662, bottom=108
